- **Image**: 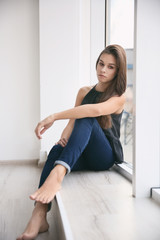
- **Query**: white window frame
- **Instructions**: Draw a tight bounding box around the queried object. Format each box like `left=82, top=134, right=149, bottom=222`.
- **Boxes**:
left=105, top=0, right=133, bottom=183
left=106, top=0, right=160, bottom=199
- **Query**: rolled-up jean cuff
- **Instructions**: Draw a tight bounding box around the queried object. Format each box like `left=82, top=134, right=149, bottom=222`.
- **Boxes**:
left=54, top=160, right=71, bottom=174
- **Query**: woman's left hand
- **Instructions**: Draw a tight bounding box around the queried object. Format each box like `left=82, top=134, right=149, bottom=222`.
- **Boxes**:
left=35, top=115, right=55, bottom=139
left=55, top=138, right=68, bottom=147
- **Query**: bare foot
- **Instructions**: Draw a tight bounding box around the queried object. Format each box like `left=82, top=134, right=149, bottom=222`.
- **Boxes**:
left=16, top=203, right=49, bottom=240
left=30, top=165, right=66, bottom=204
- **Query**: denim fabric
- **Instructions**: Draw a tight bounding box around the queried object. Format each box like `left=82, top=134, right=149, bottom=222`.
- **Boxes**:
left=38, top=117, right=115, bottom=211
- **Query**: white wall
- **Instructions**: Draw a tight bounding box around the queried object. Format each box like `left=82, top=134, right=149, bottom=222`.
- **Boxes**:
left=39, top=0, right=80, bottom=156
left=0, top=0, right=105, bottom=162
left=90, top=0, right=105, bottom=85
left=0, top=0, right=40, bottom=161
left=133, top=0, right=160, bottom=197
left=39, top=0, right=105, bottom=160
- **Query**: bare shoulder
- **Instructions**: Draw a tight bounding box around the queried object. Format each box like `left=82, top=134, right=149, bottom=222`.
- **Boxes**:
left=75, top=85, right=93, bottom=107
left=79, top=86, right=93, bottom=94
left=78, top=86, right=93, bottom=98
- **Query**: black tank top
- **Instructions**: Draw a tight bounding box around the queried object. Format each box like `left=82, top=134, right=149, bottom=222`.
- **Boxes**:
left=81, top=86, right=124, bottom=164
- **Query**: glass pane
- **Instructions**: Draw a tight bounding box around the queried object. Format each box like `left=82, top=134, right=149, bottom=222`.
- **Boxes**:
left=107, top=0, right=134, bottom=166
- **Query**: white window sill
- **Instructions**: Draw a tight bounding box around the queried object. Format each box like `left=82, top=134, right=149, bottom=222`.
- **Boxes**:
left=115, top=164, right=160, bottom=206
left=151, top=189, right=160, bottom=205
left=113, top=162, right=132, bottom=182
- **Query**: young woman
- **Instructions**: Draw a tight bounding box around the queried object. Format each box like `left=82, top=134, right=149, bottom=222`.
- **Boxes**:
left=17, top=44, right=126, bottom=240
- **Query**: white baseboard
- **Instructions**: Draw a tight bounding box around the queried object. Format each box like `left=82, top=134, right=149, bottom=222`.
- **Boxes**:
left=0, top=159, right=38, bottom=165
left=38, top=150, right=48, bottom=167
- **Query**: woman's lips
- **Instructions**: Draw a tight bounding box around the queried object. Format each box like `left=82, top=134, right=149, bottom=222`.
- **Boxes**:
left=98, top=74, right=106, bottom=77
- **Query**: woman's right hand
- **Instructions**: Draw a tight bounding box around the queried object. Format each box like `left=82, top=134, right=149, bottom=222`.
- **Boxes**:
left=55, top=138, right=68, bottom=147
left=35, top=114, right=55, bottom=139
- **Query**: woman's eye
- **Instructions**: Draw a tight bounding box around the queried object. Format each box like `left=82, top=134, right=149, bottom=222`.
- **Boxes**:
left=108, top=66, right=114, bottom=69
left=99, top=62, right=104, bottom=66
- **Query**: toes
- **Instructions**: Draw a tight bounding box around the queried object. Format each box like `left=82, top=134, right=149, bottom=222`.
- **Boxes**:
left=35, top=192, right=52, bottom=204
left=40, top=195, right=51, bottom=204
left=38, top=195, right=46, bottom=203
left=30, top=186, right=56, bottom=204
left=34, top=194, right=42, bottom=202
left=30, top=191, right=39, bottom=200
left=16, top=234, right=24, bottom=240
left=41, top=199, right=47, bottom=204
left=30, top=189, right=43, bottom=201
left=16, top=236, right=22, bottom=240
left=40, top=195, right=47, bottom=204
left=29, top=195, right=35, bottom=200
left=35, top=191, right=46, bottom=203
left=42, top=196, right=51, bottom=204
left=48, top=196, right=54, bottom=203
left=43, top=194, right=54, bottom=204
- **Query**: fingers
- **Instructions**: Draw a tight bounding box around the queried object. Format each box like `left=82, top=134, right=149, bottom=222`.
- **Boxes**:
left=35, top=122, right=46, bottom=139
left=62, top=138, right=68, bottom=145
left=34, top=115, right=55, bottom=139
left=40, top=127, right=47, bottom=136
left=35, top=121, right=52, bottom=139
left=56, top=138, right=68, bottom=147
left=35, top=123, right=43, bottom=139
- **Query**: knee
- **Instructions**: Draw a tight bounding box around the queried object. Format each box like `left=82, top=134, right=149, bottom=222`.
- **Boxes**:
left=49, top=144, right=63, bottom=153
left=47, top=144, right=63, bottom=161
left=74, top=118, right=100, bottom=133
left=75, top=117, right=96, bottom=126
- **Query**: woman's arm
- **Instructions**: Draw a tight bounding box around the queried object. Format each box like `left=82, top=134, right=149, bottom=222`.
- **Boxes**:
left=56, top=119, right=75, bottom=147
left=53, top=95, right=125, bottom=121
left=58, top=87, right=91, bottom=146
left=35, top=89, right=125, bottom=139
left=36, top=87, right=91, bottom=140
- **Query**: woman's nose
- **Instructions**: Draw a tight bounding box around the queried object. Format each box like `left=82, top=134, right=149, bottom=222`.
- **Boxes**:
left=101, top=66, right=106, bottom=72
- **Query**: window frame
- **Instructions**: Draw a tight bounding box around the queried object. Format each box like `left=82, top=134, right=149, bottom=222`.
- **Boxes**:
left=105, top=0, right=160, bottom=199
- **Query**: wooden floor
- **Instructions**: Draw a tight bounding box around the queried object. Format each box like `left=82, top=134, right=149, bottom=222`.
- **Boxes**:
left=1, top=162, right=160, bottom=240
left=0, top=162, right=59, bottom=240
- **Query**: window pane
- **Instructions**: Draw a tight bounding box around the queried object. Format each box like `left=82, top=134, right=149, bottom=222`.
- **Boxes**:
left=107, top=0, right=134, bottom=166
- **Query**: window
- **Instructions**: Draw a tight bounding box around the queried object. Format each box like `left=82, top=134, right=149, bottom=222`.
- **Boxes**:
left=106, top=0, right=134, bottom=166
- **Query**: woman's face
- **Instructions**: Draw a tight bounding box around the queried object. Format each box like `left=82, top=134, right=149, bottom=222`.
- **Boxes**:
left=96, top=53, right=117, bottom=85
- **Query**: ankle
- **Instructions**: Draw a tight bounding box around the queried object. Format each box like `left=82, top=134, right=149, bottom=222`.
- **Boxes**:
left=34, top=203, right=48, bottom=215
left=52, top=165, right=67, bottom=182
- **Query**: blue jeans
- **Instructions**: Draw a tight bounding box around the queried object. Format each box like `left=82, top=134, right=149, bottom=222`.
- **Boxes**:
left=38, top=118, right=115, bottom=210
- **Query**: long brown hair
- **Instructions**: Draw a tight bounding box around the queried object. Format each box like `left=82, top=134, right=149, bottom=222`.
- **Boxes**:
left=96, top=44, right=127, bottom=129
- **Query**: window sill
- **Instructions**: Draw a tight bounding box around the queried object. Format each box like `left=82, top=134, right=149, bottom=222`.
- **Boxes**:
left=114, top=164, right=160, bottom=206
left=151, top=188, right=160, bottom=205
left=113, top=162, right=132, bottom=182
